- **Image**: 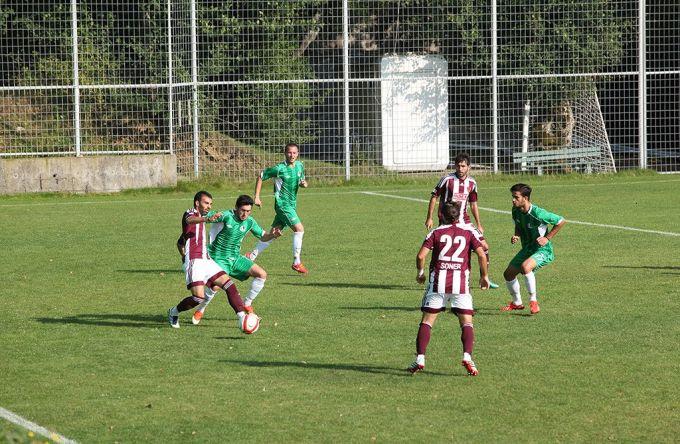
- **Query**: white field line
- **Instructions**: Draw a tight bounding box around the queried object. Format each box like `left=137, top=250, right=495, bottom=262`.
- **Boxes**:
left=0, top=406, right=77, bottom=444
left=361, top=191, right=680, bottom=238
left=1, top=177, right=680, bottom=208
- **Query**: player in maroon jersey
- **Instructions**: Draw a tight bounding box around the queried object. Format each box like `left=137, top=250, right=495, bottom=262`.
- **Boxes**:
left=409, top=201, right=490, bottom=376
left=424, top=152, right=499, bottom=288
left=167, top=191, right=249, bottom=329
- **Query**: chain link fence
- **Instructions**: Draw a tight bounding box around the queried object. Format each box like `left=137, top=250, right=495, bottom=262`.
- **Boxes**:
left=1, top=1, right=679, bottom=179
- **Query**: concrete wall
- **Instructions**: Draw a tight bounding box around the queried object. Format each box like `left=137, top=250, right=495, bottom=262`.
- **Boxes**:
left=0, top=154, right=177, bottom=194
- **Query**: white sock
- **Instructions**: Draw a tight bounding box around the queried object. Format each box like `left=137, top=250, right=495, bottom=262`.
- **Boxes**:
left=524, top=272, right=537, bottom=301
left=505, top=278, right=522, bottom=305
left=237, top=311, right=246, bottom=320
left=196, top=287, right=216, bottom=313
left=416, top=354, right=425, bottom=366
left=292, top=231, right=304, bottom=265
left=244, top=277, right=266, bottom=306
left=251, top=239, right=273, bottom=260
left=463, top=352, right=472, bottom=362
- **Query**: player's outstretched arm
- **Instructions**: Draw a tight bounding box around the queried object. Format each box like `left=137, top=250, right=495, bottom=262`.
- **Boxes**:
left=416, top=246, right=429, bottom=284
left=538, top=218, right=566, bottom=246
left=425, top=195, right=437, bottom=230
left=254, top=176, right=264, bottom=207
left=260, top=227, right=282, bottom=242
left=475, top=246, right=490, bottom=290
left=470, top=201, right=483, bottom=234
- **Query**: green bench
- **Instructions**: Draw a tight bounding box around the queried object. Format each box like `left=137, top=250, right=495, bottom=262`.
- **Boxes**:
left=513, top=146, right=601, bottom=175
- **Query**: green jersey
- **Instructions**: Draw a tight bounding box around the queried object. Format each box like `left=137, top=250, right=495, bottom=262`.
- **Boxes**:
left=261, top=161, right=305, bottom=209
left=207, top=210, right=264, bottom=262
left=512, top=204, right=564, bottom=250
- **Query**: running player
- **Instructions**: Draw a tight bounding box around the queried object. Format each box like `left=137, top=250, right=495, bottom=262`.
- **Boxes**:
left=247, top=143, right=308, bottom=274
left=501, top=183, right=566, bottom=314
left=425, top=152, right=499, bottom=288
left=192, top=194, right=281, bottom=321
left=167, top=191, right=249, bottom=329
left=408, top=201, right=490, bottom=376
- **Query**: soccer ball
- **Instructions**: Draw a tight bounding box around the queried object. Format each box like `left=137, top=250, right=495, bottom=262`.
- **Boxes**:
left=240, top=313, right=261, bottom=334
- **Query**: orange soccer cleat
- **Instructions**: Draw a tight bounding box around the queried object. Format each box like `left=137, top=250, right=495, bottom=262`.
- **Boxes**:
left=530, top=300, right=541, bottom=314
left=462, top=360, right=479, bottom=376
left=291, top=263, right=308, bottom=274
left=501, top=302, right=525, bottom=311
left=243, top=305, right=254, bottom=314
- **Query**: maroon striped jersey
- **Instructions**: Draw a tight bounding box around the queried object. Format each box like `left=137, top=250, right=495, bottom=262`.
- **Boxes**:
left=431, top=173, right=478, bottom=224
left=180, top=208, right=210, bottom=261
left=423, top=224, right=484, bottom=294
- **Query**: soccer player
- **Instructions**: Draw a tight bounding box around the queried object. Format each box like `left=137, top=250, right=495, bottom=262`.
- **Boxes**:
left=193, top=194, right=281, bottom=319
left=167, top=191, right=249, bottom=329
left=425, top=152, right=499, bottom=288
left=501, top=183, right=566, bottom=314
left=408, top=201, right=490, bottom=376
left=247, top=142, right=308, bottom=274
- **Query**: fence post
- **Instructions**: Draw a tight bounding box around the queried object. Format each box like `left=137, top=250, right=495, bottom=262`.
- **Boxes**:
left=638, top=0, right=647, bottom=169
left=71, top=0, right=81, bottom=157
left=167, top=0, right=174, bottom=155
left=491, top=0, right=498, bottom=173
left=190, top=0, right=200, bottom=177
left=342, top=0, right=351, bottom=181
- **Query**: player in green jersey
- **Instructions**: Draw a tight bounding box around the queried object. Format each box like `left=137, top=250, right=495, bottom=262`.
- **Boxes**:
left=247, top=143, right=309, bottom=274
left=193, top=195, right=282, bottom=320
left=501, top=183, right=566, bottom=314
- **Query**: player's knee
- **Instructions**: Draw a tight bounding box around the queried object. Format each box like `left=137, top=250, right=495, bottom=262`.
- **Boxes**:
left=191, top=295, right=203, bottom=303
left=521, top=263, right=534, bottom=274
left=503, top=269, right=516, bottom=281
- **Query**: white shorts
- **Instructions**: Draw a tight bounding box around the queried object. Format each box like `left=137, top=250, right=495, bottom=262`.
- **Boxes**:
left=420, top=290, right=474, bottom=314
left=185, top=258, right=226, bottom=289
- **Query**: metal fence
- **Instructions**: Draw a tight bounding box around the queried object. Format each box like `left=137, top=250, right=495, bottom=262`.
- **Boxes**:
left=1, top=1, right=679, bottom=179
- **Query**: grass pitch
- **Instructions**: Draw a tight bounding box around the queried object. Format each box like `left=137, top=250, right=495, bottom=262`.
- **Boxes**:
left=1, top=172, right=679, bottom=443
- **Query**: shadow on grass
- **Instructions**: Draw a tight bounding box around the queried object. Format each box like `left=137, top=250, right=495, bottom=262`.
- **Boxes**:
left=280, top=282, right=416, bottom=290
left=603, top=265, right=680, bottom=271
left=220, top=359, right=455, bottom=377
left=117, top=269, right=182, bottom=274
left=339, top=306, right=419, bottom=312
left=35, top=313, right=189, bottom=328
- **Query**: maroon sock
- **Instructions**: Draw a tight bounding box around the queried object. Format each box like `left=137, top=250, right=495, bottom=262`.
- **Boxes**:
left=416, top=323, right=432, bottom=355
left=461, top=323, right=474, bottom=355
left=223, top=280, right=245, bottom=314
left=176, top=296, right=199, bottom=312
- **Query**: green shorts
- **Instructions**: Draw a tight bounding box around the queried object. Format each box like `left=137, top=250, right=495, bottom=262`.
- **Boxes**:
left=509, top=245, right=555, bottom=271
left=214, top=255, right=254, bottom=281
left=272, top=204, right=301, bottom=229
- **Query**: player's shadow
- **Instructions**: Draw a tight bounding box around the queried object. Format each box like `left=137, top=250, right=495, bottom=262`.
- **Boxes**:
left=339, top=306, right=419, bottom=312
left=117, top=269, right=182, bottom=274
left=35, top=313, right=175, bottom=328
left=280, top=282, right=416, bottom=291
left=604, top=265, right=680, bottom=275
left=220, top=359, right=454, bottom=377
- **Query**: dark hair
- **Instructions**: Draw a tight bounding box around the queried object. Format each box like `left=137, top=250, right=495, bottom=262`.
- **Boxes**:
left=510, top=183, right=532, bottom=198
left=193, top=190, right=212, bottom=206
left=454, top=152, right=471, bottom=165
left=440, top=200, right=461, bottom=224
left=285, top=142, right=299, bottom=152
left=235, top=194, right=254, bottom=208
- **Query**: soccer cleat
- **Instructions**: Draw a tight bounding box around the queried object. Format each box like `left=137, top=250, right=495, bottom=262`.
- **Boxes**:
left=191, top=310, right=204, bottom=325
left=243, top=305, right=254, bottom=314
left=407, top=361, right=425, bottom=374
left=462, top=359, right=479, bottom=376
left=167, top=308, right=180, bottom=329
left=488, top=280, right=500, bottom=289
left=291, top=263, right=308, bottom=274
left=530, top=300, right=541, bottom=314
left=501, top=302, right=525, bottom=311
left=245, top=251, right=255, bottom=260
